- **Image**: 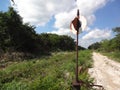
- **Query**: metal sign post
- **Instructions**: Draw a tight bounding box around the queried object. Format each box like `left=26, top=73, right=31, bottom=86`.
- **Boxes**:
left=70, top=9, right=104, bottom=90
left=70, top=9, right=81, bottom=90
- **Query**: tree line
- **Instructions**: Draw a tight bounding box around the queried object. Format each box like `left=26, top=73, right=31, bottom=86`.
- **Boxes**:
left=0, top=7, right=85, bottom=57
left=88, top=27, right=120, bottom=52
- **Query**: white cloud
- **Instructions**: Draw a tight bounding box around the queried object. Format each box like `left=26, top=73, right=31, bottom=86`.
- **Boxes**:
left=54, top=0, right=109, bottom=31
left=79, top=28, right=112, bottom=48
left=50, top=28, right=70, bottom=35
left=48, top=28, right=76, bottom=39
left=82, top=28, right=112, bottom=40
left=12, top=0, right=109, bottom=27
left=54, top=12, right=72, bottom=29
left=13, top=0, right=75, bottom=26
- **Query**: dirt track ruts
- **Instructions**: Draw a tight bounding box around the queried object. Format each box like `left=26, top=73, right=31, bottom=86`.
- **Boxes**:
left=89, top=52, right=120, bottom=90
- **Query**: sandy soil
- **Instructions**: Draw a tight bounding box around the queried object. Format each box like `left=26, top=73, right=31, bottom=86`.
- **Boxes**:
left=88, top=52, right=120, bottom=90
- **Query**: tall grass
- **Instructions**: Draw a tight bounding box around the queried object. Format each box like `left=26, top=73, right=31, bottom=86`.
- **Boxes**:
left=0, top=50, right=93, bottom=90
left=101, top=51, right=120, bottom=62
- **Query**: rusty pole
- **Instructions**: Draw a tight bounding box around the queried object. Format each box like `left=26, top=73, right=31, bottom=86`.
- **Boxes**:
left=72, top=9, right=81, bottom=90
left=76, top=31, right=79, bottom=82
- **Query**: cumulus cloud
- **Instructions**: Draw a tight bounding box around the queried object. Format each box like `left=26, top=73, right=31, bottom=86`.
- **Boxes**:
left=12, top=0, right=109, bottom=27
left=54, top=0, right=109, bottom=30
left=79, top=28, right=112, bottom=48
left=54, top=12, right=73, bottom=29
left=50, top=28, right=70, bottom=35
left=12, top=0, right=75, bottom=26
left=48, top=28, right=76, bottom=39
left=82, top=28, right=112, bottom=40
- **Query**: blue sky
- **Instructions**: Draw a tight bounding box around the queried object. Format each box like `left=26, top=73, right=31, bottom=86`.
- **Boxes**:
left=94, top=0, right=120, bottom=29
left=0, top=0, right=120, bottom=48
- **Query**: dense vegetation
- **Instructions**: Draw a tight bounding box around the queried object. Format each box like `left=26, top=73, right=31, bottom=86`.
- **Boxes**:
left=0, top=7, right=85, bottom=60
left=0, top=50, right=93, bottom=90
left=88, top=27, right=120, bottom=61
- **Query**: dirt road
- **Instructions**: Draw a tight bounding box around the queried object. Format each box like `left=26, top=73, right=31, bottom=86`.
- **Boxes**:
left=89, top=52, right=120, bottom=90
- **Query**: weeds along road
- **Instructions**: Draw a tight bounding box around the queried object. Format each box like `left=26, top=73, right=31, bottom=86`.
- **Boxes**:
left=89, top=52, right=120, bottom=90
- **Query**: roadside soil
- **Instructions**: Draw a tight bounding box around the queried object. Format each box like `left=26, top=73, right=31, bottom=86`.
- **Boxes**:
left=89, top=52, right=120, bottom=90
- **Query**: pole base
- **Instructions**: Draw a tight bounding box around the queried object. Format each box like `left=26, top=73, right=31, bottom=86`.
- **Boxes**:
left=72, top=80, right=82, bottom=90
